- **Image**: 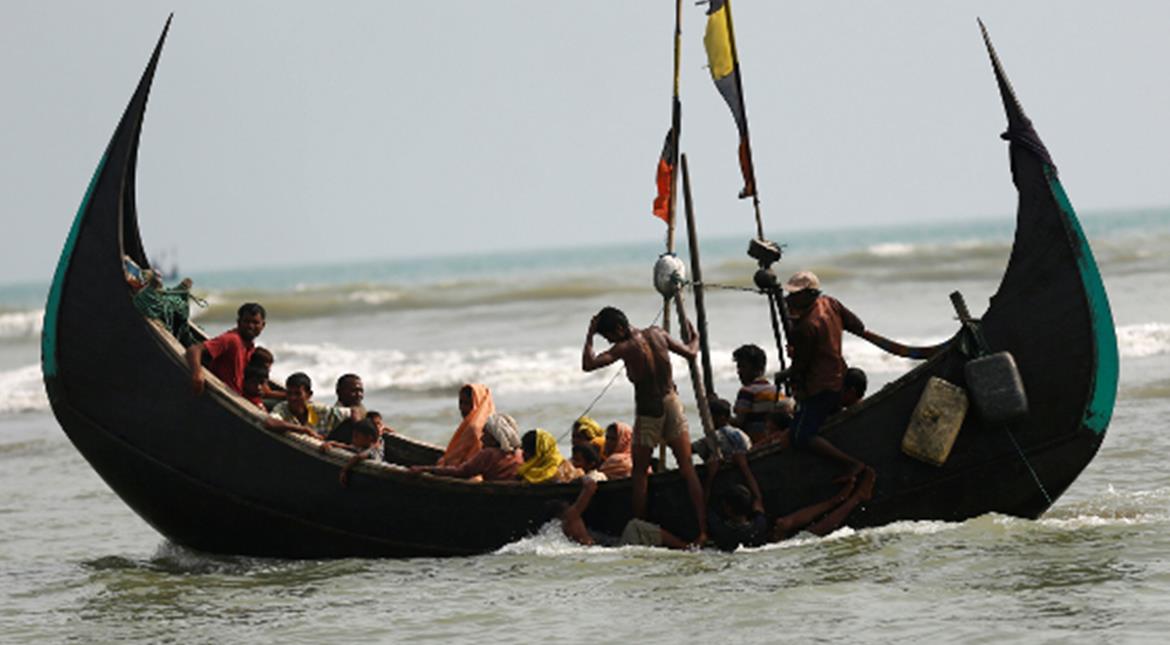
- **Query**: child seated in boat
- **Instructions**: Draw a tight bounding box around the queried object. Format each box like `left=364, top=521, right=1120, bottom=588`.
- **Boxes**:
left=319, top=418, right=384, bottom=487
left=242, top=364, right=269, bottom=410
left=409, top=413, right=523, bottom=481
left=753, top=405, right=793, bottom=450
left=692, top=399, right=753, bottom=462
left=570, top=444, right=607, bottom=483
left=248, top=347, right=286, bottom=403
left=840, top=367, right=868, bottom=409
left=367, top=411, right=394, bottom=437
left=268, top=372, right=356, bottom=439
left=517, top=429, right=582, bottom=484
left=731, top=344, right=784, bottom=443
left=694, top=399, right=765, bottom=515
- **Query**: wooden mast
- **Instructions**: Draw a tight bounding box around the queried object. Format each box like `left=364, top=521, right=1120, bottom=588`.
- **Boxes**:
left=719, top=0, right=794, bottom=387
left=681, top=153, right=716, bottom=397
left=662, top=0, right=683, bottom=335
left=658, top=0, right=684, bottom=471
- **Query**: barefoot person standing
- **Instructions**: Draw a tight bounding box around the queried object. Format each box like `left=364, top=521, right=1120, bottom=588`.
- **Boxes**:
left=778, top=272, right=869, bottom=480
left=582, top=306, right=708, bottom=545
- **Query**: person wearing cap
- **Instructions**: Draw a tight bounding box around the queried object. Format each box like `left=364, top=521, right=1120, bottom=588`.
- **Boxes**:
left=777, top=271, right=871, bottom=481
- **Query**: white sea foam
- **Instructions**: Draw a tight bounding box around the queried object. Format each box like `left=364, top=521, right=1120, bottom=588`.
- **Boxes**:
left=1117, top=322, right=1170, bottom=358
left=0, top=365, right=48, bottom=414
left=262, top=335, right=933, bottom=402
left=270, top=342, right=628, bottom=396
left=0, top=310, right=43, bottom=339
left=867, top=242, right=916, bottom=257
left=346, top=290, right=401, bottom=305
left=4, top=321, right=1160, bottom=417
left=841, top=335, right=934, bottom=375
left=494, top=521, right=593, bottom=557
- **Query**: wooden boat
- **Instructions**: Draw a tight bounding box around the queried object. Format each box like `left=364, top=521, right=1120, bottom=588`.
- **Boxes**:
left=42, top=19, right=1117, bottom=557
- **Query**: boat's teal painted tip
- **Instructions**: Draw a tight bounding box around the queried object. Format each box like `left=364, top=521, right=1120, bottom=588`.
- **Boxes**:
left=42, top=153, right=109, bottom=378
left=1046, top=166, right=1119, bottom=436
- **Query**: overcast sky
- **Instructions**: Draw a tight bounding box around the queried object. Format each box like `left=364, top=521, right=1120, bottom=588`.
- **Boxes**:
left=2, top=1, right=1168, bottom=283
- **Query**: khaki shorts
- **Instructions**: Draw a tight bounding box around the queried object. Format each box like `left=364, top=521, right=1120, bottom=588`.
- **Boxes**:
left=634, top=392, right=689, bottom=449
left=620, top=518, right=663, bottom=546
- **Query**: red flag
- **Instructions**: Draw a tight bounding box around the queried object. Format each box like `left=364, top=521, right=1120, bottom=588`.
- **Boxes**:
left=652, top=128, right=677, bottom=223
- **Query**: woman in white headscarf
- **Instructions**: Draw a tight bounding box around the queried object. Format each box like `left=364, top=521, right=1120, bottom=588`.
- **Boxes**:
left=410, top=413, right=522, bottom=482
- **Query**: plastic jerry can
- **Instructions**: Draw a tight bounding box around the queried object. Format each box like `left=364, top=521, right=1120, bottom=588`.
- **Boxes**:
left=902, top=377, right=969, bottom=467
left=964, top=351, right=1029, bottom=425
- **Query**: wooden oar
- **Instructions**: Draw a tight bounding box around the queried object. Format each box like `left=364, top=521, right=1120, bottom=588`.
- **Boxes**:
left=672, top=293, right=722, bottom=461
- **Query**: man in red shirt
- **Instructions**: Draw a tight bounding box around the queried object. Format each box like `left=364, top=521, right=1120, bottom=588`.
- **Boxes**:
left=778, top=272, right=869, bottom=480
left=186, top=302, right=266, bottom=395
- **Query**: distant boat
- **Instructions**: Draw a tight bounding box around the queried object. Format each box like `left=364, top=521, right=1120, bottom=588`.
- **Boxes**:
left=42, top=18, right=1117, bottom=557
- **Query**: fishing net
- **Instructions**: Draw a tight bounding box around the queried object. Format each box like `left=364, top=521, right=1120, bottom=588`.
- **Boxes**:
left=132, top=284, right=204, bottom=347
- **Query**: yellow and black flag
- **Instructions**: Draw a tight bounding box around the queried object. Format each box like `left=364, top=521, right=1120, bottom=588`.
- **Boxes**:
left=704, top=0, right=755, bottom=199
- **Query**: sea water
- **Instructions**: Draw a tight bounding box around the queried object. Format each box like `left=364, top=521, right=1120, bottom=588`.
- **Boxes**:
left=1, top=209, right=1169, bottom=642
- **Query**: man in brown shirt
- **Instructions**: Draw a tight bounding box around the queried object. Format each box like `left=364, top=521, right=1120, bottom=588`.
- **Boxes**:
left=582, top=306, right=707, bottom=545
left=779, top=272, right=869, bottom=479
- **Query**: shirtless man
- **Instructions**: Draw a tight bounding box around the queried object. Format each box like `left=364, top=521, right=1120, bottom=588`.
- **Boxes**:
left=582, top=306, right=707, bottom=544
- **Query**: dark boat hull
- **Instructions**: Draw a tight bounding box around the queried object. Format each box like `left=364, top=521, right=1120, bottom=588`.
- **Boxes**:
left=42, top=20, right=1117, bottom=557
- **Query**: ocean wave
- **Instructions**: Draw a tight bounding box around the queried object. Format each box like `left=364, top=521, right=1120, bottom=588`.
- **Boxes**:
left=0, top=309, right=43, bottom=339
left=152, top=227, right=1170, bottom=324
left=191, top=278, right=643, bottom=323
left=1040, top=485, right=1170, bottom=525
left=1, top=321, right=1159, bottom=417
left=0, top=333, right=940, bottom=417
left=0, top=365, right=48, bottom=414
left=264, top=335, right=935, bottom=402
left=1117, top=322, right=1170, bottom=358
left=269, top=342, right=630, bottom=397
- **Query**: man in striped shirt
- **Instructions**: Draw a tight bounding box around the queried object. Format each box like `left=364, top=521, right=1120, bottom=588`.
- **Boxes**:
left=731, top=344, right=782, bottom=444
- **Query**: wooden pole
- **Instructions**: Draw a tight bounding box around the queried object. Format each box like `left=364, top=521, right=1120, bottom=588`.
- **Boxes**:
left=666, top=0, right=683, bottom=252
left=681, top=154, right=715, bottom=398
left=722, top=0, right=764, bottom=240
left=719, top=1, right=799, bottom=388
left=673, top=294, right=721, bottom=460
left=658, top=0, right=684, bottom=470
left=662, top=0, right=684, bottom=335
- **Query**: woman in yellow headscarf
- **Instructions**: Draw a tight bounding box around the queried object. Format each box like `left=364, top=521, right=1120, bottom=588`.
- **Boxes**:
left=437, top=384, right=495, bottom=467
left=517, top=429, right=582, bottom=484
left=571, top=415, right=607, bottom=456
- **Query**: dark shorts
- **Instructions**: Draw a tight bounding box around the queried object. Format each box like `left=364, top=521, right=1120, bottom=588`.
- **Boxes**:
left=792, top=390, right=841, bottom=446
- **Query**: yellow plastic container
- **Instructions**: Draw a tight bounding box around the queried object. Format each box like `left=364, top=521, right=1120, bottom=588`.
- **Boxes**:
left=902, top=377, right=969, bottom=466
